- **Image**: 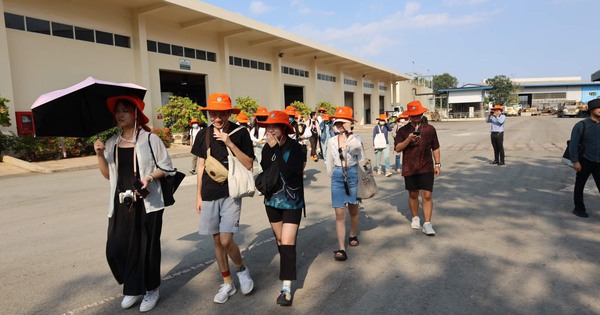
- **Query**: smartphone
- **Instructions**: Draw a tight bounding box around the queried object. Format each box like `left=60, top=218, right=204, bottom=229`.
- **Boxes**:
left=413, top=130, right=420, bottom=136
left=133, top=180, right=150, bottom=198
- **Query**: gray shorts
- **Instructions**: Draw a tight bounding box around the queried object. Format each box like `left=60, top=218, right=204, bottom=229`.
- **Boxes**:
left=199, top=197, right=242, bottom=235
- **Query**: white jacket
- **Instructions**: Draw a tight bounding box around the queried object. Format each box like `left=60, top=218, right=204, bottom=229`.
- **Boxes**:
left=103, top=129, right=175, bottom=217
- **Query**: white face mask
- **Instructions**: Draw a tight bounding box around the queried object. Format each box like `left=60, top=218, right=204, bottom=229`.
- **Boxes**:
left=378, top=121, right=386, bottom=125
left=192, top=123, right=199, bottom=128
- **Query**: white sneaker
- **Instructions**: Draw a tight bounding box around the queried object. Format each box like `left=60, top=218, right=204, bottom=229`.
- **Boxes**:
left=139, top=289, right=159, bottom=312
left=385, top=171, right=393, bottom=177
left=121, top=295, right=141, bottom=309
left=237, top=268, right=254, bottom=295
left=422, top=222, right=436, bottom=236
left=214, top=283, right=237, bottom=303
left=411, top=216, right=421, bottom=229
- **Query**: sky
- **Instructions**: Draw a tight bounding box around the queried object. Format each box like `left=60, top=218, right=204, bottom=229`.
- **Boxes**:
left=199, top=0, right=599, bottom=86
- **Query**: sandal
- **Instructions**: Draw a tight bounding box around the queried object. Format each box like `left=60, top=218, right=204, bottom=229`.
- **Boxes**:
left=349, top=236, right=360, bottom=247
left=333, top=250, right=347, bottom=261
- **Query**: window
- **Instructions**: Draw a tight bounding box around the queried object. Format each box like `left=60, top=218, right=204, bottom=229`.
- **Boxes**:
left=171, top=45, right=183, bottom=56
left=185, top=47, right=196, bottom=58
left=75, top=26, right=94, bottom=42
left=114, top=34, right=130, bottom=48
left=95, top=30, right=113, bottom=45
left=4, top=12, right=25, bottom=30
left=157, top=42, right=170, bottom=54
left=196, top=50, right=207, bottom=60
left=242, top=59, right=250, bottom=68
left=147, top=40, right=157, bottom=52
left=26, top=17, right=50, bottom=35
left=207, top=52, right=216, bottom=62
left=51, top=22, right=73, bottom=39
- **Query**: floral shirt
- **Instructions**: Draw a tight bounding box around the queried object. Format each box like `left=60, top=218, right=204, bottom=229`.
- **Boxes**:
left=394, top=123, right=440, bottom=177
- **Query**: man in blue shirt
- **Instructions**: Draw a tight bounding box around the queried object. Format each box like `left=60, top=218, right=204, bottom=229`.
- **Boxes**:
left=569, top=99, right=600, bottom=218
left=486, top=105, right=506, bottom=165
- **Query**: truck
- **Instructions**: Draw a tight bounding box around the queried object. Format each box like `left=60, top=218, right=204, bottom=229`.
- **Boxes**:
left=505, top=104, right=522, bottom=116
left=557, top=100, right=586, bottom=118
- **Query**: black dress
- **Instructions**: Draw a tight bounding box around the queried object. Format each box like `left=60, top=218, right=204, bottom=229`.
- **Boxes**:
left=106, top=147, right=163, bottom=296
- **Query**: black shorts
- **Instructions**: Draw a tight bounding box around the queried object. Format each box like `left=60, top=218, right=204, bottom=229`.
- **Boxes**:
left=404, top=172, right=434, bottom=192
left=266, top=206, right=302, bottom=225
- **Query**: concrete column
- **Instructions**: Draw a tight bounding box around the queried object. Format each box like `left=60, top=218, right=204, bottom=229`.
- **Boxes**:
left=0, top=0, right=17, bottom=134
left=273, top=51, right=283, bottom=109
left=307, top=57, right=318, bottom=109
left=217, top=36, right=231, bottom=93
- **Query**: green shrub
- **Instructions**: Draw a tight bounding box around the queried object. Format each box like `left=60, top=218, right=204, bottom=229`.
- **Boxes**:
left=157, top=96, right=207, bottom=133
left=316, top=101, right=336, bottom=115
left=289, top=101, right=311, bottom=118
left=0, top=97, right=11, bottom=127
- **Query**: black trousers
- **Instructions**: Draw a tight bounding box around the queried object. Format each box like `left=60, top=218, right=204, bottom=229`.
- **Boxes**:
left=106, top=199, right=163, bottom=296
left=490, top=132, right=505, bottom=162
left=574, top=157, right=600, bottom=212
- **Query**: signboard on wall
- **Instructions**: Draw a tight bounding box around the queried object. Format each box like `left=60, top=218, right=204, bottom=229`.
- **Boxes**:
left=179, top=59, right=190, bottom=70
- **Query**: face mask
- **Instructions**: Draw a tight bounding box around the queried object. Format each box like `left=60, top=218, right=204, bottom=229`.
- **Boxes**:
left=192, top=123, right=199, bottom=128
left=378, top=121, right=385, bottom=125
left=289, top=117, right=294, bottom=124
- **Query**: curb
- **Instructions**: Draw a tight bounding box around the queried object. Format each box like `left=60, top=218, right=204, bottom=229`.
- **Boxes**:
left=2, top=156, right=53, bottom=173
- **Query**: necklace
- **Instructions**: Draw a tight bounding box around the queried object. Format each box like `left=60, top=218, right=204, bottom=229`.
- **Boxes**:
left=119, top=130, right=137, bottom=143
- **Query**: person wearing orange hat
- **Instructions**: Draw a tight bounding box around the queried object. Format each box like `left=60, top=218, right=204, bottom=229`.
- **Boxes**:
left=486, top=105, right=506, bottom=165
left=372, top=113, right=393, bottom=177
left=285, top=105, right=309, bottom=177
left=394, top=100, right=441, bottom=236
left=255, top=110, right=306, bottom=306
left=391, top=113, right=409, bottom=173
left=250, top=106, right=269, bottom=171
left=189, top=118, right=205, bottom=175
left=319, top=113, right=334, bottom=160
left=325, top=106, right=364, bottom=261
left=190, top=93, right=255, bottom=303
left=93, top=94, right=175, bottom=312
left=235, top=112, right=250, bottom=128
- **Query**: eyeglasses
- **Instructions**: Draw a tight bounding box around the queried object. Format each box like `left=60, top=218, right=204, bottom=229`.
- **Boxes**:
left=338, top=147, right=345, bottom=161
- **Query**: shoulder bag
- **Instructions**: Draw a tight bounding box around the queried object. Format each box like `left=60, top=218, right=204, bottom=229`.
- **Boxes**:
left=227, top=126, right=256, bottom=198
left=147, top=134, right=185, bottom=207
left=373, top=125, right=387, bottom=149
left=357, top=160, right=378, bottom=199
left=204, top=126, right=229, bottom=183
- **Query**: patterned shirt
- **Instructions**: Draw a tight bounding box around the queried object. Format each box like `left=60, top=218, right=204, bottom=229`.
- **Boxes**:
left=394, top=123, right=440, bottom=177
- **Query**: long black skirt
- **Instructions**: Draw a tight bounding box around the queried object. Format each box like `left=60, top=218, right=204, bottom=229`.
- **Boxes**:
left=106, top=197, right=163, bottom=296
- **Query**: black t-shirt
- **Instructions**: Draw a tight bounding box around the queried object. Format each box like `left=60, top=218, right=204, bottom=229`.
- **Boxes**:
left=191, top=122, right=255, bottom=201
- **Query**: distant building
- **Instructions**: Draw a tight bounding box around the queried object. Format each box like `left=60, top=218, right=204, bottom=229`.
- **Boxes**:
left=438, top=77, right=600, bottom=119
left=0, top=0, right=411, bottom=135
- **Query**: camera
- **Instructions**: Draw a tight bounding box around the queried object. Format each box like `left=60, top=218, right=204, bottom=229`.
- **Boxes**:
left=119, top=190, right=136, bottom=205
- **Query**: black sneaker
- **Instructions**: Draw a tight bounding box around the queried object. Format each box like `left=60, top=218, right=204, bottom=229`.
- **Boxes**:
left=490, top=160, right=499, bottom=165
left=276, top=290, right=293, bottom=306
left=572, top=209, right=589, bottom=218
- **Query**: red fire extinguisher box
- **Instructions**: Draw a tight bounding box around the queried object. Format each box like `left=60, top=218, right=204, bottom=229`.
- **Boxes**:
left=15, top=112, right=34, bottom=135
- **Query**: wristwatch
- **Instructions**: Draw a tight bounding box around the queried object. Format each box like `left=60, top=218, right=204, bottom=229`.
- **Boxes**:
left=434, top=163, right=441, bottom=168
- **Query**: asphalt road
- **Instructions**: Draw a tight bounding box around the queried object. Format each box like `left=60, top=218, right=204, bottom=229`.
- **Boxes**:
left=1, top=116, right=599, bottom=315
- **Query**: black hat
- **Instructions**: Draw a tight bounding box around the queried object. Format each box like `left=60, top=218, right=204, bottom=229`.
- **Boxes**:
left=589, top=99, right=600, bottom=111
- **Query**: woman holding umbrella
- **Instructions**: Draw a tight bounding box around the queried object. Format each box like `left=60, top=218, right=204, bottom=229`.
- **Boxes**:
left=93, top=94, right=174, bottom=312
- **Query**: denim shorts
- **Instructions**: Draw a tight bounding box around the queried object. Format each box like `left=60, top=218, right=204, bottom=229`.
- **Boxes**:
left=331, top=165, right=359, bottom=208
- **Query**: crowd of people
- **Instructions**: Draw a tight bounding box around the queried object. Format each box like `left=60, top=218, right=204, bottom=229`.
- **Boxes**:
left=94, top=93, right=443, bottom=311
left=92, top=91, right=600, bottom=311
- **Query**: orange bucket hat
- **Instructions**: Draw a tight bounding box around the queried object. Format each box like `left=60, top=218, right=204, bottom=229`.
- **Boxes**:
left=258, top=110, right=295, bottom=134
left=254, top=106, right=269, bottom=117
left=376, top=113, right=388, bottom=121
left=402, top=100, right=428, bottom=117
left=107, top=95, right=149, bottom=125
left=331, top=106, right=357, bottom=123
left=236, top=112, right=250, bottom=123
left=284, top=105, right=296, bottom=116
left=200, top=93, right=240, bottom=114
left=322, top=113, right=330, bottom=121
left=318, top=106, right=327, bottom=113
left=189, top=118, right=200, bottom=125
left=491, top=105, right=504, bottom=112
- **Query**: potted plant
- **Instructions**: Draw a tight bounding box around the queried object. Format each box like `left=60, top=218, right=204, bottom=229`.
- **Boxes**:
left=157, top=96, right=207, bottom=144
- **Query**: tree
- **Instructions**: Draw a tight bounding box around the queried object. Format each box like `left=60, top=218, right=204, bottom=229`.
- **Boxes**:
left=0, top=97, right=11, bottom=127
left=432, top=73, right=458, bottom=93
left=289, top=101, right=311, bottom=118
left=234, top=96, right=260, bottom=122
left=432, top=73, right=458, bottom=108
left=485, top=75, right=520, bottom=106
left=315, top=101, right=336, bottom=115
left=157, top=96, right=207, bottom=133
